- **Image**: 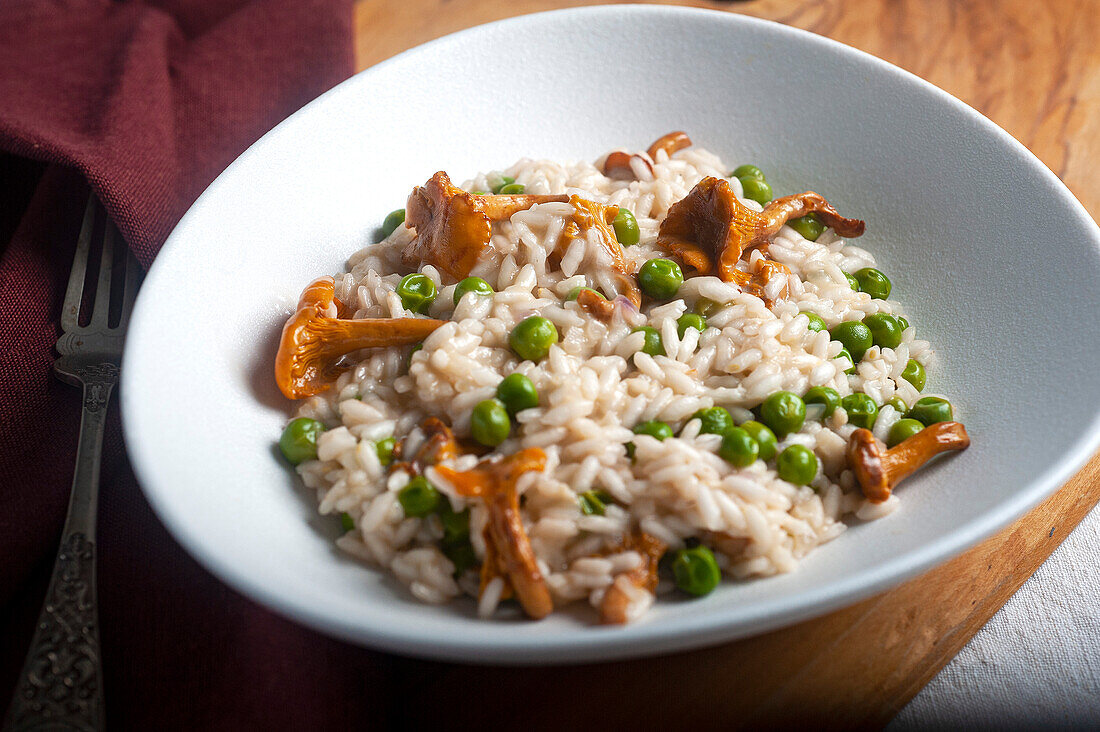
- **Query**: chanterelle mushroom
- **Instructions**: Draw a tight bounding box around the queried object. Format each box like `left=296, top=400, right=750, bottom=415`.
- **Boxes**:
left=657, top=177, right=865, bottom=285
left=403, top=171, right=568, bottom=281
left=602, top=151, right=653, bottom=181
left=600, top=131, right=692, bottom=181
left=563, top=195, right=641, bottom=308
left=574, top=288, right=616, bottom=321
left=433, top=448, right=553, bottom=620
left=275, top=276, right=445, bottom=399
left=744, top=256, right=792, bottom=305
left=646, top=130, right=692, bottom=160
left=847, top=422, right=971, bottom=503
left=598, top=531, right=667, bottom=625
left=391, top=417, right=460, bottom=475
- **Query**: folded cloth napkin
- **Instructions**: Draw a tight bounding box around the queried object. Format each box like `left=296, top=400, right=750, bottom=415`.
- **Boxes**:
left=0, top=1, right=414, bottom=727
left=892, top=504, right=1100, bottom=727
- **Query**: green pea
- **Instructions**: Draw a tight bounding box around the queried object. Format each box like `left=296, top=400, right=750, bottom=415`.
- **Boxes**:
left=855, top=268, right=892, bottom=300
left=829, top=321, right=873, bottom=363
left=836, top=347, right=857, bottom=374
left=677, top=312, right=707, bottom=338
left=439, top=501, right=470, bottom=542
left=578, top=490, right=613, bottom=516
left=844, top=271, right=860, bottom=290
left=672, top=546, right=721, bottom=597
left=442, top=540, right=477, bottom=576
left=396, top=273, right=437, bottom=314
left=453, top=276, right=494, bottom=306
left=491, top=175, right=515, bottom=193
left=760, top=391, right=806, bottom=437
left=398, top=476, right=440, bottom=517
left=638, top=258, right=684, bottom=300
left=841, top=393, right=878, bottom=429
left=509, top=315, right=558, bottom=361
left=740, top=421, right=778, bottom=461
left=626, top=420, right=673, bottom=459
left=862, top=313, right=903, bottom=350
left=633, top=420, right=673, bottom=441
left=498, top=182, right=525, bottom=194
left=804, top=386, right=841, bottom=419
left=376, top=436, right=395, bottom=467
left=739, top=176, right=773, bottom=205
left=907, top=396, right=953, bottom=426
left=279, top=418, right=324, bottom=465
left=438, top=502, right=476, bottom=576
left=777, top=445, right=818, bottom=486
left=496, top=373, right=539, bottom=415
left=719, top=427, right=760, bottom=467
left=471, top=191, right=489, bottom=196
left=898, top=316, right=910, bottom=331
left=788, top=213, right=825, bottom=241
left=887, top=418, right=926, bottom=448
left=731, top=164, right=765, bottom=181
left=632, top=326, right=665, bottom=357
left=381, top=209, right=405, bottom=238
left=801, top=312, right=827, bottom=332
left=340, top=512, right=355, bottom=532
left=902, top=359, right=927, bottom=391
left=565, top=286, right=605, bottom=302
left=612, top=208, right=640, bottom=247
left=692, top=407, right=734, bottom=436
left=470, top=399, right=511, bottom=447
left=694, top=297, right=723, bottom=317
left=886, top=396, right=908, bottom=414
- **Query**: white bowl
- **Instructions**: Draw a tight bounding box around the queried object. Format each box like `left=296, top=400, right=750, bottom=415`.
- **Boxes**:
left=121, top=5, right=1100, bottom=663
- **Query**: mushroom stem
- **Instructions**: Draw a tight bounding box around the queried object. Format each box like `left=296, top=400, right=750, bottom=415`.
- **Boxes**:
left=847, top=422, right=970, bottom=503
left=432, top=448, right=553, bottom=620
left=880, top=422, right=971, bottom=484
left=766, top=192, right=866, bottom=239
left=646, top=131, right=692, bottom=160
left=275, top=276, right=445, bottom=399
left=478, top=194, right=570, bottom=219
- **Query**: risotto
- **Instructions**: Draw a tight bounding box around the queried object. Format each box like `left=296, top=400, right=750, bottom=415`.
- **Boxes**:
left=274, top=132, right=970, bottom=624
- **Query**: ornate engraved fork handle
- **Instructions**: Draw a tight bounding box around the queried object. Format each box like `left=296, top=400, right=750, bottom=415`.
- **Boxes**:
left=4, top=365, right=116, bottom=732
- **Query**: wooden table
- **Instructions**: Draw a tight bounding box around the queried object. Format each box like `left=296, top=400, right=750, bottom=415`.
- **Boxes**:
left=354, top=1, right=1100, bottom=725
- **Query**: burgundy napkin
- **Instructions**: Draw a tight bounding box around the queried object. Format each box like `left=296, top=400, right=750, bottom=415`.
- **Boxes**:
left=0, top=1, right=416, bottom=727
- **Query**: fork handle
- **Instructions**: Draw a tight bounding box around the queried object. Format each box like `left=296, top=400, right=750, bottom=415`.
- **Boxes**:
left=4, top=367, right=116, bottom=732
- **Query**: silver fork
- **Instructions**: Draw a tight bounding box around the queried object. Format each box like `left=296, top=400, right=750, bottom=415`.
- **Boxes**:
left=4, top=196, right=140, bottom=732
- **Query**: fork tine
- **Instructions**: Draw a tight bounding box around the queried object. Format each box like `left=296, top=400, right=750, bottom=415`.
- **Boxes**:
left=60, top=196, right=97, bottom=332
left=118, top=247, right=142, bottom=332
left=90, top=209, right=117, bottom=327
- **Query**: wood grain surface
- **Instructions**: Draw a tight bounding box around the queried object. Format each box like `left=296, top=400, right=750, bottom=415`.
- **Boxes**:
left=354, top=1, right=1100, bottom=725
